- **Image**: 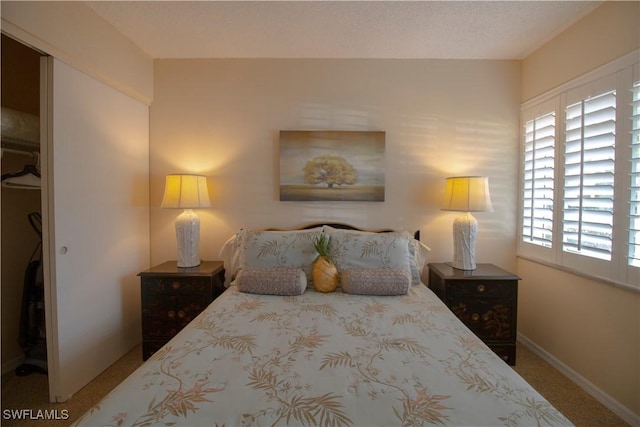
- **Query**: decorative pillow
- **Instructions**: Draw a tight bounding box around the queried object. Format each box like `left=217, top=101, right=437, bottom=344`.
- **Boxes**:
left=238, top=229, right=322, bottom=284
left=342, top=267, right=411, bottom=295
left=235, top=267, right=307, bottom=295
left=323, top=225, right=430, bottom=286
left=323, top=227, right=418, bottom=285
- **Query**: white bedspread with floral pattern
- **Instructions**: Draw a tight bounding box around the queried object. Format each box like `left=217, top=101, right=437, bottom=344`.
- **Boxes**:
left=75, top=285, right=572, bottom=427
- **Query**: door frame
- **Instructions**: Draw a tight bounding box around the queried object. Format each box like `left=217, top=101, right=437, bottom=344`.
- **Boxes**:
left=40, top=56, right=61, bottom=402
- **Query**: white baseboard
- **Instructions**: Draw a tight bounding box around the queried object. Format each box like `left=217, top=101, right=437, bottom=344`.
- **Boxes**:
left=518, top=333, right=640, bottom=427
left=1, top=355, right=25, bottom=376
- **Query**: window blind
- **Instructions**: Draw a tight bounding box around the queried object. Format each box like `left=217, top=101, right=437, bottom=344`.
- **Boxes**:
left=523, top=112, right=555, bottom=247
left=563, top=90, right=616, bottom=260
left=630, top=81, right=640, bottom=267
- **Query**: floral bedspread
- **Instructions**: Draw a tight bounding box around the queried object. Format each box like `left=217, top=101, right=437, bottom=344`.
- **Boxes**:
left=75, top=285, right=572, bottom=427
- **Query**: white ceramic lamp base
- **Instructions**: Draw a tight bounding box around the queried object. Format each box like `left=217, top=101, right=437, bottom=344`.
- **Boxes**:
left=175, top=209, right=201, bottom=267
left=448, top=212, right=478, bottom=270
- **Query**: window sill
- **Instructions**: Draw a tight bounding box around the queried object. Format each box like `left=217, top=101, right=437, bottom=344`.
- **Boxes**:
left=516, top=255, right=640, bottom=294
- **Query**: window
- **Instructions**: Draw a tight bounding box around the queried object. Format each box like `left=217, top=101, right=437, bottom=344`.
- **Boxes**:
left=630, top=81, right=640, bottom=267
left=562, top=90, right=616, bottom=261
left=522, top=112, right=555, bottom=248
left=518, top=53, right=639, bottom=290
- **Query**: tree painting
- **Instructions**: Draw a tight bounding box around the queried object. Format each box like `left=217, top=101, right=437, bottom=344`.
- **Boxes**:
left=280, top=131, right=385, bottom=201
left=303, top=155, right=357, bottom=188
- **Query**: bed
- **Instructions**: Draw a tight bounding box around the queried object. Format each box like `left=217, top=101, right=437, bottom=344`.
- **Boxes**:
left=74, top=224, right=572, bottom=427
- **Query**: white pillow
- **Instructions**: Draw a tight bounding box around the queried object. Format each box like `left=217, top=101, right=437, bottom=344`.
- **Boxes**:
left=218, top=231, right=244, bottom=286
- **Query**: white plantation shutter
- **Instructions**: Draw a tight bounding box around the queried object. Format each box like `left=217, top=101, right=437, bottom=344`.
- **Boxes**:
left=519, top=53, right=639, bottom=289
left=563, top=90, right=616, bottom=260
left=522, top=112, right=555, bottom=247
left=630, top=81, right=640, bottom=267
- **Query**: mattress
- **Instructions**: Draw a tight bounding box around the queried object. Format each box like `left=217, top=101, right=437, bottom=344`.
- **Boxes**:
left=74, top=284, right=572, bottom=426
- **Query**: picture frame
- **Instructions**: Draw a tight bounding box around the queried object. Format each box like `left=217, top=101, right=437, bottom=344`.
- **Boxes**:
left=279, top=130, right=385, bottom=202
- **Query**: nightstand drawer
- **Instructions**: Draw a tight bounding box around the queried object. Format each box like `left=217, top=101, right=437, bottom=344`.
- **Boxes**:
left=448, top=298, right=516, bottom=340
left=143, top=277, right=213, bottom=295
left=142, top=294, right=211, bottom=337
left=447, top=280, right=516, bottom=298
left=139, top=261, right=225, bottom=360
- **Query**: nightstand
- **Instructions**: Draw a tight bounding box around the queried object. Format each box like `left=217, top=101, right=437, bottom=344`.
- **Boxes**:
left=427, top=263, right=520, bottom=365
left=139, top=260, right=225, bottom=360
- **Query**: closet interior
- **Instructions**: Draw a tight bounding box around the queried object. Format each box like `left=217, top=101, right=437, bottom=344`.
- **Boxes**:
left=1, top=34, right=46, bottom=376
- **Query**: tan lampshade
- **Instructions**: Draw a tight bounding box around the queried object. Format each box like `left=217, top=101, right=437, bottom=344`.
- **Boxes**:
left=160, top=174, right=212, bottom=209
left=442, top=176, right=493, bottom=212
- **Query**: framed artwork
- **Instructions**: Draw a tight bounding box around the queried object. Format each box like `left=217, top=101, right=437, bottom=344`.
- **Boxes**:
left=279, top=130, right=385, bottom=201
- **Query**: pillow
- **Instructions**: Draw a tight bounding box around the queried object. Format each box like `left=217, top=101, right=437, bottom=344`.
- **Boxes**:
left=324, top=227, right=419, bottom=285
left=238, top=229, right=322, bottom=284
left=323, top=225, right=430, bottom=285
left=413, top=240, right=431, bottom=283
left=219, top=228, right=323, bottom=286
left=342, top=267, right=411, bottom=296
left=235, top=267, right=306, bottom=295
left=218, top=231, right=244, bottom=286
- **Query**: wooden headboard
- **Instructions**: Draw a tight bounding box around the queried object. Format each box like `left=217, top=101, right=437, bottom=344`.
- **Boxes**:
left=296, top=222, right=421, bottom=241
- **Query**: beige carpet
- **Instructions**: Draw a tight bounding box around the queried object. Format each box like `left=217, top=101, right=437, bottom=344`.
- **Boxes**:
left=1, top=345, right=141, bottom=427
left=512, top=343, right=628, bottom=427
left=1, top=342, right=629, bottom=426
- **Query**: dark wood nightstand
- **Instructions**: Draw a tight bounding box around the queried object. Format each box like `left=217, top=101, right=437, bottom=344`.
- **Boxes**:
left=139, top=260, right=225, bottom=360
left=427, top=263, right=520, bottom=365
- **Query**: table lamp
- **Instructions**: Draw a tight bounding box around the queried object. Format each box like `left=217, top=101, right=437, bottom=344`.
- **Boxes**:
left=161, top=174, right=212, bottom=267
left=441, top=176, right=493, bottom=270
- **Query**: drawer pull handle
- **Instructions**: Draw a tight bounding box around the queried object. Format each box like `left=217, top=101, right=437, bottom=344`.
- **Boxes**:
left=167, top=310, right=175, bottom=318
left=477, top=284, right=486, bottom=293
left=178, top=310, right=185, bottom=318
left=471, top=313, right=480, bottom=322
left=172, top=281, right=181, bottom=290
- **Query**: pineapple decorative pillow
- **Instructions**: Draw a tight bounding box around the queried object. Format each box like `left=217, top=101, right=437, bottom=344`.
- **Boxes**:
left=312, top=234, right=338, bottom=293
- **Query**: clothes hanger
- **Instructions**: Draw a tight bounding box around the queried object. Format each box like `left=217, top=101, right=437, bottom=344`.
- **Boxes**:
left=1, top=163, right=41, bottom=189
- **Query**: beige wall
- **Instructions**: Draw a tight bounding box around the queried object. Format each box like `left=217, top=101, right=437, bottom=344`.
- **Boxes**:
left=150, top=59, right=521, bottom=274
left=520, top=1, right=640, bottom=421
left=518, top=259, right=640, bottom=416
left=522, top=0, right=639, bottom=101
left=1, top=1, right=153, bottom=104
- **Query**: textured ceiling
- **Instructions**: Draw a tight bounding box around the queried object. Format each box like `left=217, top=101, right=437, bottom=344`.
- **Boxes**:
left=86, top=1, right=603, bottom=59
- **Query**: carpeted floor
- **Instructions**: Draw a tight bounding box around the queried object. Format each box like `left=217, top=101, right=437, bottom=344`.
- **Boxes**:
left=1, top=342, right=630, bottom=426
left=1, top=345, right=141, bottom=427
left=512, top=343, right=628, bottom=427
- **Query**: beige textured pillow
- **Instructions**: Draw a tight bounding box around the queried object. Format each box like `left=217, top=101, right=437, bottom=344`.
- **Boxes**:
left=236, top=267, right=306, bottom=296
left=341, top=267, right=411, bottom=296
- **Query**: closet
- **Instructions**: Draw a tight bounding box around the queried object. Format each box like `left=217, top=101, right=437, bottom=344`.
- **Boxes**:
left=2, top=21, right=149, bottom=400
left=1, top=35, right=45, bottom=376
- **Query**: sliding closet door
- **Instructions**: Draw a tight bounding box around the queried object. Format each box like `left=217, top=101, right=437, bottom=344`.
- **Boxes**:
left=41, top=57, right=149, bottom=402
